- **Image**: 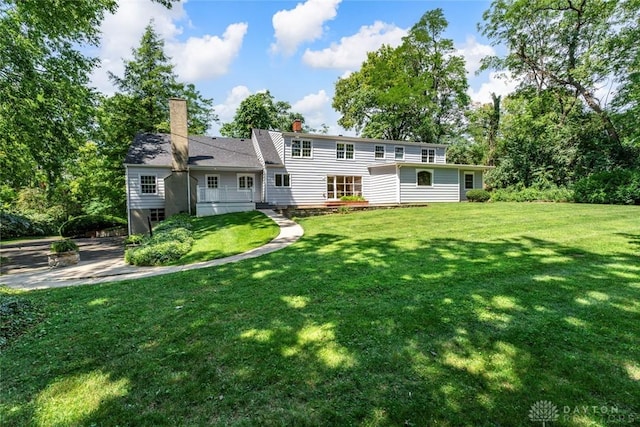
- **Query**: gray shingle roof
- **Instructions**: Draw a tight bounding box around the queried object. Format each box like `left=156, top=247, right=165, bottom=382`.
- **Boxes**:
left=252, top=129, right=284, bottom=166
left=125, top=133, right=263, bottom=169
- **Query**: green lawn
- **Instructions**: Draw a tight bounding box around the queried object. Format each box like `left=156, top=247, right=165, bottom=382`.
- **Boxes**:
left=1, top=203, right=639, bottom=426
left=173, top=211, right=280, bottom=265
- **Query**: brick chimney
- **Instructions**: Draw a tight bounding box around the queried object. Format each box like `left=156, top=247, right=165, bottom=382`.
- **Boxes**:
left=169, top=98, right=188, bottom=171
left=292, top=119, right=302, bottom=133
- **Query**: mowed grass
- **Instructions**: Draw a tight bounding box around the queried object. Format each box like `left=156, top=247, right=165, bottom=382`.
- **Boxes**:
left=1, top=203, right=639, bottom=426
left=172, top=211, right=280, bottom=265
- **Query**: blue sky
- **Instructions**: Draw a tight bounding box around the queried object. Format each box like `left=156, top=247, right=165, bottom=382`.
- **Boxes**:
left=90, top=0, right=518, bottom=135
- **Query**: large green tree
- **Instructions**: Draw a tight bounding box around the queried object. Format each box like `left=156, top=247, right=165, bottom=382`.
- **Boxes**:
left=480, top=0, right=639, bottom=154
left=220, top=91, right=306, bottom=139
left=333, top=9, right=469, bottom=143
left=79, top=23, right=216, bottom=216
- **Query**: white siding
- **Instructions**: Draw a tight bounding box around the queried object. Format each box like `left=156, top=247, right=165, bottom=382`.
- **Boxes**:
left=190, top=170, right=262, bottom=202
left=367, top=165, right=398, bottom=204
left=266, top=168, right=295, bottom=206
left=127, top=167, right=172, bottom=209
left=399, top=166, right=459, bottom=202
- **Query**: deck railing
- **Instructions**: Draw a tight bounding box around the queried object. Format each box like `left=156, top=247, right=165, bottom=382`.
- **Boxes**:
left=197, top=186, right=254, bottom=203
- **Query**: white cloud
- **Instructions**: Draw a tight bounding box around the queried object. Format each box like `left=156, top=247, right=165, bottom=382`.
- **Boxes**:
left=214, top=85, right=254, bottom=123
left=91, top=0, right=246, bottom=94
left=270, top=0, right=341, bottom=56
left=456, top=35, right=495, bottom=76
left=168, top=23, right=248, bottom=82
left=469, top=71, right=520, bottom=104
left=302, top=21, right=406, bottom=70
left=292, top=90, right=331, bottom=128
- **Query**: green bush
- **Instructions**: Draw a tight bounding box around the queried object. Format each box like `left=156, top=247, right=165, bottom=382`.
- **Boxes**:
left=339, top=195, right=366, bottom=202
left=466, top=189, right=491, bottom=202
left=50, top=239, right=79, bottom=253
left=490, top=186, right=573, bottom=202
left=124, top=214, right=194, bottom=266
left=573, top=169, right=640, bottom=205
left=59, top=215, right=127, bottom=238
left=0, top=212, right=44, bottom=238
left=124, top=234, right=144, bottom=245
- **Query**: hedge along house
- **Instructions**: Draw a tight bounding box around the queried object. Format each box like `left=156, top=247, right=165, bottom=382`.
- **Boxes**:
left=125, top=98, right=263, bottom=234
left=125, top=99, right=491, bottom=234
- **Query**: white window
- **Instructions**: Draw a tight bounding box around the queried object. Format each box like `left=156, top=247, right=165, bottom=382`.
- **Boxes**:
left=205, top=174, right=219, bottom=189
left=275, top=173, right=290, bottom=187
left=375, top=145, right=385, bottom=159
left=292, top=139, right=312, bottom=158
left=464, top=172, right=475, bottom=190
left=140, top=175, right=157, bottom=194
left=326, top=176, right=362, bottom=199
left=421, top=148, right=435, bottom=163
left=394, top=146, right=405, bottom=160
left=237, top=174, right=255, bottom=191
left=417, top=169, right=434, bottom=187
left=336, top=142, right=354, bottom=160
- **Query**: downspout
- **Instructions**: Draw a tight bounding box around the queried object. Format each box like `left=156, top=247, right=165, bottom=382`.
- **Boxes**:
left=187, top=166, right=191, bottom=214
left=125, top=164, right=132, bottom=235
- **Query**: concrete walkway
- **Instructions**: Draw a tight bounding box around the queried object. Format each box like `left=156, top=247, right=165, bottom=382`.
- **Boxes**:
left=0, top=210, right=303, bottom=291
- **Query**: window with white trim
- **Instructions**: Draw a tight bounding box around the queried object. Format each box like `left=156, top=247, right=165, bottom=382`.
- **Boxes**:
left=292, top=139, right=312, bottom=158
left=275, top=173, right=290, bottom=187
left=464, top=172, right=474, bottom=189
left=336, top=142, right=354, bottom=160
left=417, top=169, right=433, bottom=187
left=140, top=175, right=157, bottom=194
left=326, top=176, right=362, bottom=199
left=237, top=174, right=254, bottom=191
left=149, top=208, right=165, bottom=222
left=421, top=148, right=435, bottom=163
left=205, top=174, right=219, bottom=189
left=375, top=145, right=385, bottom=159
left=394, top=146, right=405, bottom=160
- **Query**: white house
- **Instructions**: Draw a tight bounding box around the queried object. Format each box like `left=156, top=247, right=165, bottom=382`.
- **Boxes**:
left=124, top=99, right=491, bottom=234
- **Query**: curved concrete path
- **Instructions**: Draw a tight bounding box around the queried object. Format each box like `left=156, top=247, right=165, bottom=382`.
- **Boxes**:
left=0, top=210, right=303, bottom=291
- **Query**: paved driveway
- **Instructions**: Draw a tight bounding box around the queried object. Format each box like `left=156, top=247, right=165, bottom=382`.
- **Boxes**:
left=0, top=237, right=126, bottom=275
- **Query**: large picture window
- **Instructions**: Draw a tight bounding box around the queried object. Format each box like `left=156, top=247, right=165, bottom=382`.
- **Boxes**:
left=417, top=169, right=433, bottom=187
left=140, top=175, right=157, bottom=194
left=327, top=176, right=362, bottom=199
left=292, top=139, right=312, bottom=158
left=336, top=142, right=354, bottom=160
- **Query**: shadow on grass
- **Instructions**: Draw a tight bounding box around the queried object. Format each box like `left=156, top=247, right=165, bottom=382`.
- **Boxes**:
left=2, top=230, right=639, bottom=425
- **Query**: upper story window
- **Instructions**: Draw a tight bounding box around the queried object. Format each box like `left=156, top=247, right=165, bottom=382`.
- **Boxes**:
left=394, top=146, right=405, bottom=160
left=336, top=142, right=354, bottom=160
left=375, top=145, right=385, bottom=159
left=292, top=139, right=312, bottom=158
left=205, top=174, right=219, bottom=189
left=140, top=175, right=157, bottom=194
left=421, top=148, right=435, bottom=163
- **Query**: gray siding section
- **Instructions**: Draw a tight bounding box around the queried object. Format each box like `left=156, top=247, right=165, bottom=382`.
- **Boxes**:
left=367, top=165, right=398, bottom=204
left=127, top=167, right=172, bottom=209
left=399, top=166, right=459, bottom=202
left=459, top=170, right=483, bottom=200
left=265, top=168, right=295, bottom=205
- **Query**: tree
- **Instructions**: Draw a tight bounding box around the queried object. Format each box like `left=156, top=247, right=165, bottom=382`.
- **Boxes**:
left=220, top=91, right=306, bottom=139
left=333, top=9, right=469, bottom=142
left=87, top=23, right=216, bottom=216
left=480, top=0, right=638, bottom=153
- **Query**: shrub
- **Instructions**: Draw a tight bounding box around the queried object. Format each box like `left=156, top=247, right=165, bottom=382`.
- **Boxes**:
left=466, top=189, right=491, bottom=202
left=59, top=215, right=127, bottom=238
left=50, top=239, right=79, bottom=253
left=339, top=195, right=366, bottom=202
left=490, top=186, right=573, bottom=203
left=0, top=212, right=44, bottom=238
left=124, top=214, right=194, bottom=266
left=573, top=169, right=640, bottom=205
left=124, top=234, right=144, bottom=245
